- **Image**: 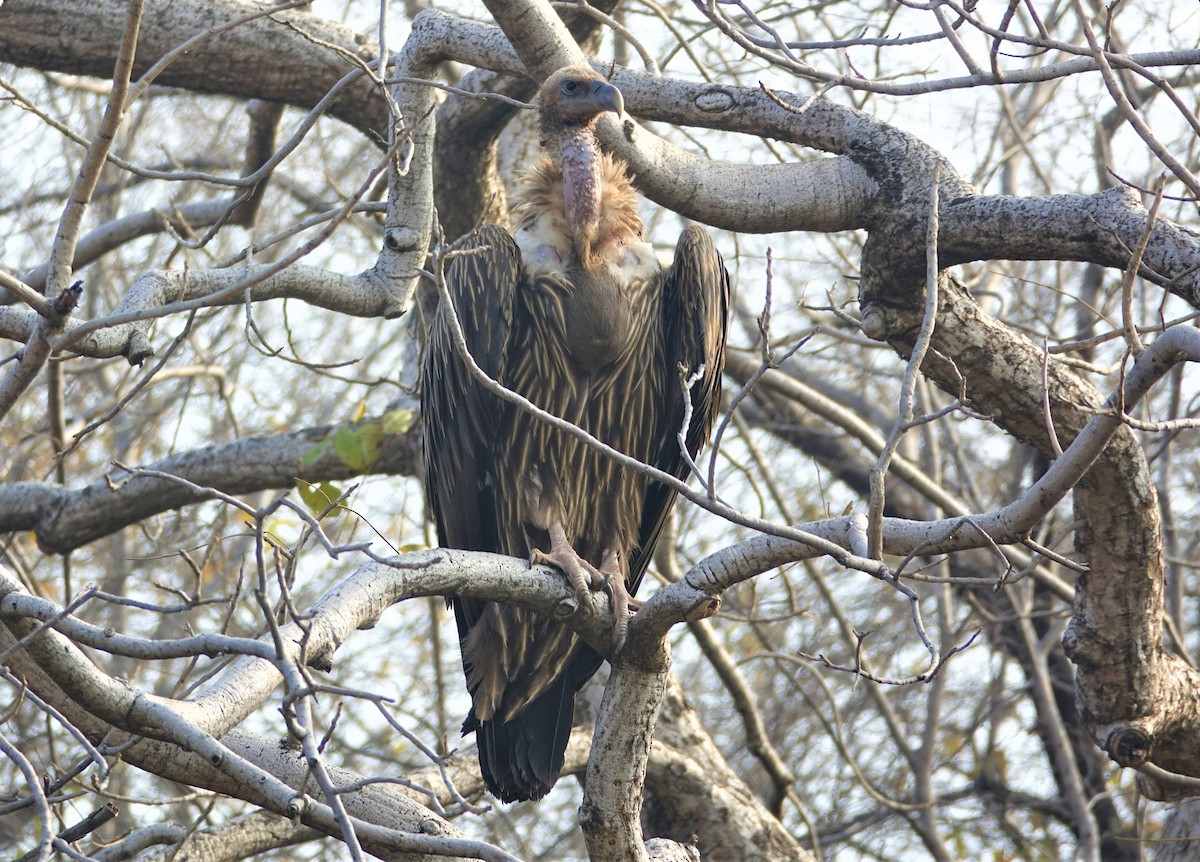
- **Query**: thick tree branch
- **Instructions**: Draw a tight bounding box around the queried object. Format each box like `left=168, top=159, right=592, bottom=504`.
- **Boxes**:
left=582, top=634, right=671, bottom=862
left=0, top=415, right=420, bottom=554
left=0, top=0, right=389, bottom=139
left=646, top=676, right=814, bottom=861
left=3, top=0, right=1196, bottom=368
left=865, top=269, right=1200, bottom=794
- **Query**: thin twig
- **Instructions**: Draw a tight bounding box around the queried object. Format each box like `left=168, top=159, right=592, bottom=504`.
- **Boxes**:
left=868, top=167, right=942, bottom=558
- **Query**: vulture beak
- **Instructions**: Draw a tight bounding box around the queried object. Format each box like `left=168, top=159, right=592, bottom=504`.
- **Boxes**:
left=591, top=80, right=625, bottom=120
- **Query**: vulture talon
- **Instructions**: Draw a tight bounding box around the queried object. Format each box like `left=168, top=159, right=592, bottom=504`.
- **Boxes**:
left=532, top=547, right=601, bottom=605
left=536, top=536, right=636, bottom=653
left=600, top=550, right=633, bottom=653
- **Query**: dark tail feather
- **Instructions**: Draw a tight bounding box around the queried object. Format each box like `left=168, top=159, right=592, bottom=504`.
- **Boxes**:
left=464, top=667, right=580, bottom=802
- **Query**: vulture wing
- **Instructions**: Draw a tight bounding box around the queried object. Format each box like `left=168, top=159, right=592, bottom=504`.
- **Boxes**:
left=627, top=225, right=730, bottom=591
left=423, top=224, right=517, bottom=599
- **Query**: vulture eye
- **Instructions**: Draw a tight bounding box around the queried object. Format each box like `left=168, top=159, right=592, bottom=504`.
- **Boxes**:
left=561, top=80, right=579, bottom=96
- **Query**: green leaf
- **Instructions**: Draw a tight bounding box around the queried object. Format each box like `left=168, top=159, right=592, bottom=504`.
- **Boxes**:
left=301, top=439, right=331, bottom=469
left=333, top=423, right=381, bottom=471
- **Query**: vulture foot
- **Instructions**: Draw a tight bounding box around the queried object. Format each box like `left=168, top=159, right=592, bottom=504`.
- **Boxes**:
left=599, top=549, right=639, bottom=654
left=532, top=522, right=606, bottom=604
left=532, top=524, right=636, bottom=653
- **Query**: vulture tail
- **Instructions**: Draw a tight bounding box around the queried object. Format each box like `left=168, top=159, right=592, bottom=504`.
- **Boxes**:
left=464, top=654, right=596, bottom=802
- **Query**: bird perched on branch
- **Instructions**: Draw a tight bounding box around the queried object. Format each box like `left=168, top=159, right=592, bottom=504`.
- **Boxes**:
left=422, top=65, right=729, bottom=802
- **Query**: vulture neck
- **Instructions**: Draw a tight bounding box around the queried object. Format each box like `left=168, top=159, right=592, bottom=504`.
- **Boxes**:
left=549, top=125, right=605, bottom=261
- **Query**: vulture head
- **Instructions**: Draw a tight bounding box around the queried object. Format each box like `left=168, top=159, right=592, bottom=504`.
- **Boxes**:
left=535, top=66, right=625, bottom=139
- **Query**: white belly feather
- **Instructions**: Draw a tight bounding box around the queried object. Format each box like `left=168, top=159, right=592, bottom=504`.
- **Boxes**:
left=516, top=218, right=661, bottom=282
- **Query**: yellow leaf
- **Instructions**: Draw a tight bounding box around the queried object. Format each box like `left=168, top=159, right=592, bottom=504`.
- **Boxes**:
left=382, top=408, right=416, bottom=436
left=299, top=480, right=344, bottom=515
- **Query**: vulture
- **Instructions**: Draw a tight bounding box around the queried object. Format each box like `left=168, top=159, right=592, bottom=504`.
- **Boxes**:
left=422, top=65, right=729, bottom=802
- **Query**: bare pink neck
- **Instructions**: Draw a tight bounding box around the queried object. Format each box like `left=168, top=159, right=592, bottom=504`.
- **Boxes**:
left=552, top=127, right=603, bottom=239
